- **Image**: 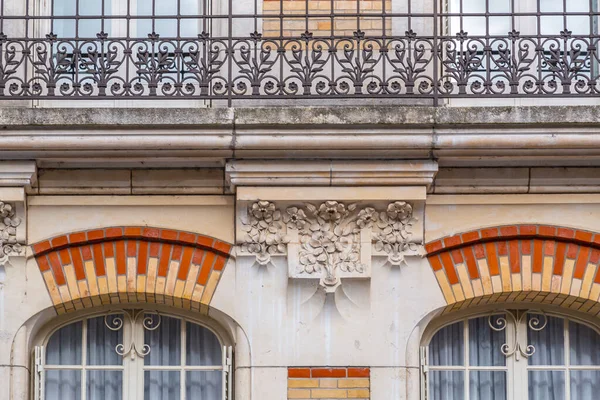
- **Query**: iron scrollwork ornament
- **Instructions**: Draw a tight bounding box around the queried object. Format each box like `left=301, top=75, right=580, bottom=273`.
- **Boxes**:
left=488, top=310, right=548, bottom=361
left=104, top=310, right=161, bottom=360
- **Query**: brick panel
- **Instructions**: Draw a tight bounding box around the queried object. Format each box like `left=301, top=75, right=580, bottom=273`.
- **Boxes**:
left=288, top=367, right=370, bottom=399
left=32, top=227, right=233, bottom=315
left=425, top=225, right=600, bottom=317
left=263, top=0, right=392, bottom=40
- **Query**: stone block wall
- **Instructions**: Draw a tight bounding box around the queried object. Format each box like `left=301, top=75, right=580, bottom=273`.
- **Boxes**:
left=263, top=0, right=391, bottom=38
left=287, top=367, right=370, bottom=399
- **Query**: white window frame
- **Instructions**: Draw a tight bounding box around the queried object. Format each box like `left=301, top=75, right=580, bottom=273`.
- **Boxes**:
left=34, top=310, right=233, bottom=400
left=421, top=310, right=600, bottom=400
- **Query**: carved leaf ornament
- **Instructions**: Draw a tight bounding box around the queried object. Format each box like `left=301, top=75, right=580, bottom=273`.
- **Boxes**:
left=0, top=202, right=22, bottom=265
left=240, top=200, right=420, bottom=290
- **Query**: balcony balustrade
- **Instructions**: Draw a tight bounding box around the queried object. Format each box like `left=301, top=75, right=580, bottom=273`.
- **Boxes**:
left=0, top=0, right=598, bottom=105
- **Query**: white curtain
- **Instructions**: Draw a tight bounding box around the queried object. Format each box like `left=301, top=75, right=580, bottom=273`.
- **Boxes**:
left=87, top=316, right=123, bottom=400
left=429, top=321, right=465, bottom=400
left=186, top=323, right=222, bottom=400
left=46, top=321, right=82, bottom=400
left=569, top=322, right=600, bottom=400
left=528, top=315, right=565, bottom=400
left=469, top=317, right=506, bottom=400
left=145, top=315, right=182, bottom=400
left=46, top=317, right=123, bottom=400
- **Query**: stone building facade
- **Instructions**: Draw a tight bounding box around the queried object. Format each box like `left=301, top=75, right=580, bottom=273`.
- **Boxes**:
left=2, top=1, right=600, bottom=400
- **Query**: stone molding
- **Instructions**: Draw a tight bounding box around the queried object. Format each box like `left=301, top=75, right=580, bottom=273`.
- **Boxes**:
left=0, top=161, right=37, bottom=188
left=226, top=160, right=438, bottom=192
left=31, top=227, right=232, bottom=314
left=2, top=107, right=600, bottom=167
left=239, top=199, right=423, bottom=293
left=425, top=224, right=600, bottom=316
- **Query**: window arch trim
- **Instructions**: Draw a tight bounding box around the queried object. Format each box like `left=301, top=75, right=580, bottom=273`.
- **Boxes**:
left=31, top=226, right=233, bottom=315
left=425, top=224, right=600, bottom=316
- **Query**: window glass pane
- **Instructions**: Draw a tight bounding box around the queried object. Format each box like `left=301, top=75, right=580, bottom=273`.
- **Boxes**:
left=53, top=0, right=76, bottom=37
left=461, top=0, right=485, bottom=14
left=469, top=371, right=506, bottom=400
left=145, top=314, right=181, bottom=366
left=528, top=371, right=565, bottom=400
left=87, top=370, right=122, bottom=400
left=567, top=0, right=592, bottom=12
left=180, top=0, right=202, bottom=16
left=186, top=323, right=222, bottom=366
left=469, top=316, right=506, bottom=367
left=570, top=322, right=600, bottom=366
left=430, top=321, right=464, bottom=366
left=144, top=371, right=181, bottom=400
left=528, top=315, right=565, bottom=366
left=87, top=315, right=123, bottom=366
left=540, top=0, right=564, bottom=12
left=46, top=370, right=81, bottom=400
left=46, top=321, right=83, bottom=365
left=186, top=371, right=222, bottom=400
left=430, top=371, right=464, bottom=400
left=571, top=370, right=600, bottom=400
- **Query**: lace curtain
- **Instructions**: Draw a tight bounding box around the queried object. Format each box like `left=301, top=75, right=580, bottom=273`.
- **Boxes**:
left=44, top=315, right=222, bottom=400
left=429, top=314, right=600, bottom=400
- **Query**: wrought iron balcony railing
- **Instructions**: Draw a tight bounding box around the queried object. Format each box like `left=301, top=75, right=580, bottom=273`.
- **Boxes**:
left=0, top=0, right=599, bottom=105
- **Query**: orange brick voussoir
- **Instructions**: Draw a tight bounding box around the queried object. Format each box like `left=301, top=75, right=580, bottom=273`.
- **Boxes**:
left=32, top=227, right=233, bottom=315
left=425, top=224, right=600, bottom=316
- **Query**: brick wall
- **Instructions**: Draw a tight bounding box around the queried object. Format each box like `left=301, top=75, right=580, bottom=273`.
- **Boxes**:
left=263, top=0, right=391, bottom=38
left=426, top=225, right=600, bottom=316
left=288, top=367, right=370, bottom=399
left=32, top=227, right=232, bottom=314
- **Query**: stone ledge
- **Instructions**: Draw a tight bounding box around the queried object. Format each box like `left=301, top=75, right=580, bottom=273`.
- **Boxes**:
left=1, top=105, right=600, bottom=128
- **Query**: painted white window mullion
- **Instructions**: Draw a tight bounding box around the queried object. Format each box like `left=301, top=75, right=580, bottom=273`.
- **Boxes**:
left=464, top=318, right=470, bottom=400
left=181, top=320, right=187, bottom=400
left=565, top=318, right=571, bottom=400
left=420, top=346, right=429, bottom=400
left=34, top=346, right=45, bottom=400
left=82, top=319, right=88, bottom=400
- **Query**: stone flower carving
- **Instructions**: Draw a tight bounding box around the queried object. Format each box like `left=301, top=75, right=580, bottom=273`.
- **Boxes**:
left=0, top=202, right=22, bottom=265
left=283, top=207, right=307, bottom=230
left=240, top=201, right=289, bottom=265
left=238, top=199, right=421, bottom=289
left=373, top=201, right=418, bottom=266
left=291, top=201, right=374, bottom=292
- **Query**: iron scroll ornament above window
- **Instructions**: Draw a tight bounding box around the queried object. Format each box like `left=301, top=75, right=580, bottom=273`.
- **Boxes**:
left=488, top=310, right=549, bottom=361
left=104, top=310, right=161, bottom=360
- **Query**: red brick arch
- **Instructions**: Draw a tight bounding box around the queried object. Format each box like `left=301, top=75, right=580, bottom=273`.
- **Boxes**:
left=425, top=225, right=600, bottom=316
left=32, top=227, right=233, bottom=315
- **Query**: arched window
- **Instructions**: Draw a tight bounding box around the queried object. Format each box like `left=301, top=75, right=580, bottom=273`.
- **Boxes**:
left=423, top=311, right=600, bottom=400
left=35, top=311, right=232, bottom=400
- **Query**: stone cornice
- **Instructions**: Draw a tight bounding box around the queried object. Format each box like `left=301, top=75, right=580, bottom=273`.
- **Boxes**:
left=2, top=106, right=600, bottom=166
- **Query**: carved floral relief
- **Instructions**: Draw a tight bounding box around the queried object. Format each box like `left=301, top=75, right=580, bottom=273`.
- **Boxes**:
left=239, top=199, right=422, bottom=292
left=0, top=202, right=22, bottom=265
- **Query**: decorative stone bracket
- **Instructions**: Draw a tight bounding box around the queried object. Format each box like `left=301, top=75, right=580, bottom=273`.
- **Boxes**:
left=0, top=161, right=36, bottom=267
left=238, top=199, right=424, bottom=292
left=0, top=200, right=24, bottom=266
